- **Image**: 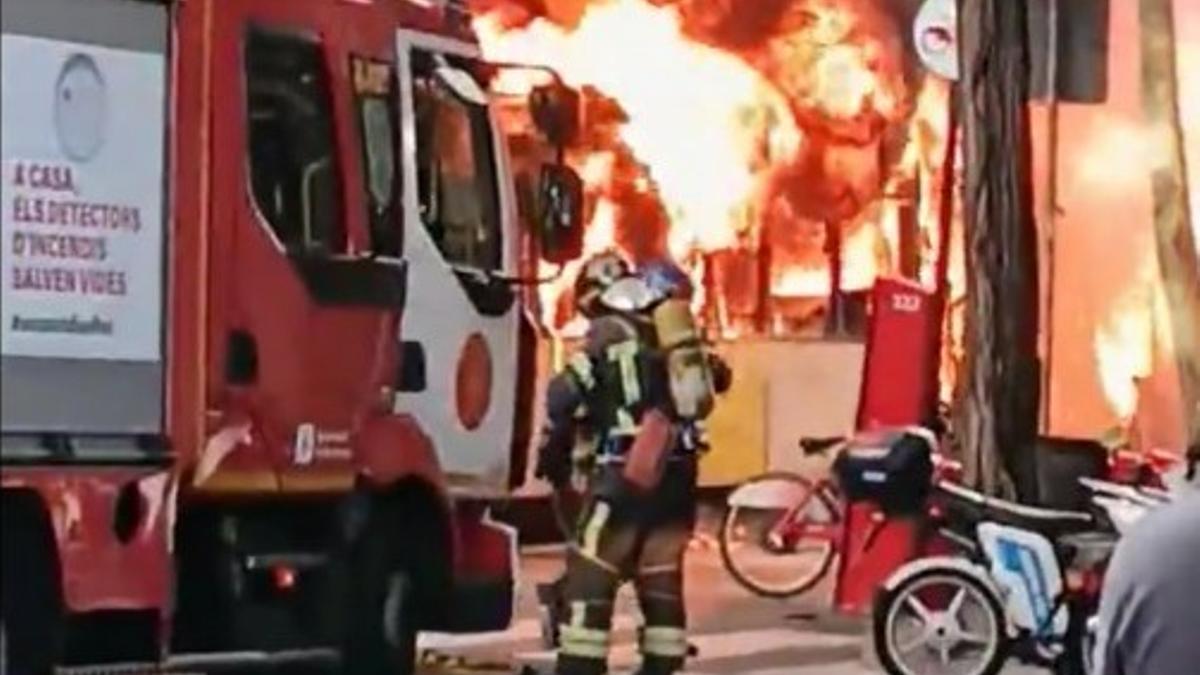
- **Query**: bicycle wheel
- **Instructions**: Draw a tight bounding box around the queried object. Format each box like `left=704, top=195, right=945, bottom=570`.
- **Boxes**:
left=719, top=472, right=839, bottom=598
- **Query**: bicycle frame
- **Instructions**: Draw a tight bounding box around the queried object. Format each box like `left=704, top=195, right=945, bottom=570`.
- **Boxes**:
left=721, top=429, right=963, bottom=610
left=764, top=481, right=842, bottom=552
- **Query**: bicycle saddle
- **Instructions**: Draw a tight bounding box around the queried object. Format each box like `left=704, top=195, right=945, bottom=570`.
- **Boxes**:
left=799, top=436, right=844, bottom=456
left=936, top=481, right=1096, bottom=538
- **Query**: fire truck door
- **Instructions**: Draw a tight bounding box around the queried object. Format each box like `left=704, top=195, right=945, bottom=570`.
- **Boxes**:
left=394, top=30, right=520, bottom=495
left=207, top=4, right=406, bottom=484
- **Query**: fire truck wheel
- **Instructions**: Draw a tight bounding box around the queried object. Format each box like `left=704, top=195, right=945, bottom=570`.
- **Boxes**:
left=383, top=571, right=417, bottom=666
left=342, top=519, right=417, bottom=675
left=1, top=496, right=64, bottom=674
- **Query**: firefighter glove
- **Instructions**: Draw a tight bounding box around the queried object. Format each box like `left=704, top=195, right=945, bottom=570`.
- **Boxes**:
left=708, top=353, right=732, bottom=395
left=536, top=432, right=573, bottom=488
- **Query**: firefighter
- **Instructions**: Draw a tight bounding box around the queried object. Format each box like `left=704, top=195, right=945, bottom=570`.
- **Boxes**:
left=535, top=253, right=730, bottom=675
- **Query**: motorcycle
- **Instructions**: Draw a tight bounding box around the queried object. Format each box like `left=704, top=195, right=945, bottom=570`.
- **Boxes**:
left=1076, top=477, right=1174, bottom=674
left=872, top=474, right=1171, bottom=675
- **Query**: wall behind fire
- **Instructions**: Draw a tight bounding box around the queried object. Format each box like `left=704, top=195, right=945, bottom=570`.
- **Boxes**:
left=512, top=335, right=863, bottom=492
left=1032, top=0, right=1198, bottom=453
left=701, top=338, right=864, bottom=482
left=495, top=0, right=1198, bottom=456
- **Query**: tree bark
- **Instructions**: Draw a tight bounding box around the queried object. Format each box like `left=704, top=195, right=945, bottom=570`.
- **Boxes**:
left=1138, top=0, right=1200, bottom=458
left=956, top=0, right=1043, bottom=498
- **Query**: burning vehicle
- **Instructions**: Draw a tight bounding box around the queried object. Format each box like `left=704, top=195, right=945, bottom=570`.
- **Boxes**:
left=479, top=0, right=1199, bottom=489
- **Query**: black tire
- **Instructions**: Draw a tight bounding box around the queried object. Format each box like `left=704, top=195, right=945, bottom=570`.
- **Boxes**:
left=1054, top=600, right=1090, bottom=675
left=341, top=518, right=417, bottom=675
left=873, top=566, right=1008, bottom=675
left=2, top=618, right=9, bottom=675
left=171, top=510, right=247, bottom=653
left=717, top=473, right=838, bottom=598
left=1, top=500, right=63, bottom=675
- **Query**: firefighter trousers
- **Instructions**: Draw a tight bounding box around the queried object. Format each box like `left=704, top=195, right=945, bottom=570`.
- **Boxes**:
left=555, top=487, right=695, bottom=675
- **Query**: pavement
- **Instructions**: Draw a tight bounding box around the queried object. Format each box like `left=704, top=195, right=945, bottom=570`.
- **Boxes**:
left=416, top=513, right=1048, bottom=675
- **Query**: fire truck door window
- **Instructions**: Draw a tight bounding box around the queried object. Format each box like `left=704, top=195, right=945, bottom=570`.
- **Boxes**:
left=244, top=27, right=346, bottom=255
left=351, top=55, right=402, bottom=257
left=411, top=50, right=501, bottom=272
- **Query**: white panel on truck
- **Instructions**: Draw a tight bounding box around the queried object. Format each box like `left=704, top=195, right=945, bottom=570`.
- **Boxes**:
left=1, top=0, right=168, bottom=438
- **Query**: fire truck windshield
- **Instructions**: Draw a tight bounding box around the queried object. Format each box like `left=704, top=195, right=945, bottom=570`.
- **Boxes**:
left=412, top=49, right=502, bottom=273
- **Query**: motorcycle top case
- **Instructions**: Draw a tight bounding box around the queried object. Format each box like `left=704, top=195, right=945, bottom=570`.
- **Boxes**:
left=833, top=429, right=934, bottom=514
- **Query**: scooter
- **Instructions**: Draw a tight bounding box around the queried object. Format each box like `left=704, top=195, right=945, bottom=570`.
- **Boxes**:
left=872, top=476, right=1169, bottom=675
left=1076, top=477, right=1174, bottom=675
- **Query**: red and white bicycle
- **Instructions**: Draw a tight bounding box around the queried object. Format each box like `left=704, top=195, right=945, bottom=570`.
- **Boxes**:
left=717, top=421, right=1174, bottom=601
left=718, top=430, right=962, bottom=599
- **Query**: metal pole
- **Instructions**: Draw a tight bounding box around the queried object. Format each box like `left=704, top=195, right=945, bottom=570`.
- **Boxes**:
left=1040, top=0, right=1061, bottom=433
left=756, top=242, right=772, bottom=335
left=930, top=90, right=959, bottom=417
left=934, top=96, right=959, bottom=307
left=825, top=220, right=845, bottom=337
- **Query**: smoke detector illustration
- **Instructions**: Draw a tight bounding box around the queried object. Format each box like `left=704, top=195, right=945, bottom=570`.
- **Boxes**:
left=54, top=53, right=108, bottom=162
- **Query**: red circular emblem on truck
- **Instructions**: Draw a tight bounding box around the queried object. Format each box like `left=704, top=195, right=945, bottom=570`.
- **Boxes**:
left=455, top=333, right=492, bottom=430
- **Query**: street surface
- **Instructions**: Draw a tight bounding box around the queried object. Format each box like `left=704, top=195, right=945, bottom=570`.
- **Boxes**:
left=416, top=509, right=1046, bottom=675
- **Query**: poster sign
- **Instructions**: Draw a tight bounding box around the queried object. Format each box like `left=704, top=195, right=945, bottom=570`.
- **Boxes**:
left=914, top=0, right=959, bottom=81
left=1, top=34, right=165, bottom=362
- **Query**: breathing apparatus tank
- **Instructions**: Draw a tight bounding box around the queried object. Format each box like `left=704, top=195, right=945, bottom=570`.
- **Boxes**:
left=651, top=298, right=715, bottom=422
left=639, top=258, right=716, bottom=423
left=581, top=256, right=721, bottom=425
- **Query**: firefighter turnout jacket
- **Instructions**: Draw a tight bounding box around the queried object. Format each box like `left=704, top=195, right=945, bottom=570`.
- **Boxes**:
left=535, top=311, right=729, bottom=675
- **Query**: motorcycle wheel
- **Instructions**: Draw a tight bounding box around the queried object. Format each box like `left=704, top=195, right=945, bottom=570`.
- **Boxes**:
left=873, top=566, right=1008, bottom=675
left=718, top=473, right=838, bottom=598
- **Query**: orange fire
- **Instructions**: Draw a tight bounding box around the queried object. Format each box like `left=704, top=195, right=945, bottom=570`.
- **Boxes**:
left=475, top=0, right=914, bottom=333
left=1093, top=271, right=1157, bottom=423
left=1080, top=12, right=1200, bottom=427
left=479, top=0, right=800, bottom=252
left=475, top=0, right=1199, bottom=446
left=1178, top=40, right=1200, bottom=256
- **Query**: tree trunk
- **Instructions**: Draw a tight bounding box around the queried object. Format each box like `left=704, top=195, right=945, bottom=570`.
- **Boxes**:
left=956, top=0, right=1042, bottom=498
left=1138, top=0, right=1200, bottom=458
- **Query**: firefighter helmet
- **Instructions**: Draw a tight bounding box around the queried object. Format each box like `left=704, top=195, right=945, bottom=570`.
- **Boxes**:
left=598, top=276, right=659, bottom=314
left=574, top=251, right=632, bottom=318
left=640, top=257, right=694, bottom=303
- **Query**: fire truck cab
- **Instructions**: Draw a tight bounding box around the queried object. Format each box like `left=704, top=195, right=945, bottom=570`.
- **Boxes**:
left=0, top=0, right=582, bottom=671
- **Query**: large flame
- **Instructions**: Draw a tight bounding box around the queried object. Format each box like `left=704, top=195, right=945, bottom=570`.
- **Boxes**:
left=475, top=0, right=1200, bottom=444
left=1179, top=37, right=1200, bottom=255
left=479, top=1, right=801, bottom=255
left=1082, top=4, right=1200, bottom=426
left=1094, top=275, right=1157, bottom=423
left=475, top=0, right=911, bottom=333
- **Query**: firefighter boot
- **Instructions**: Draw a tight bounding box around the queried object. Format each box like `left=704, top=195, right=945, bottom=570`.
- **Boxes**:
left=633, top=525, right=690, bottom=675
left=633, top=573, right=687, bottom=675
left=556, top=499, right=637, bottom=675
left=555, top=555, right=617, bottom=675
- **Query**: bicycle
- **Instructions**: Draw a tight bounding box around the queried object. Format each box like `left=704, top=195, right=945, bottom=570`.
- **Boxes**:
left=719, top=424, right=962, bottom=599
left=717, top=415, right=1177, bottom=601
left=717, top=436, right=844, bottom=598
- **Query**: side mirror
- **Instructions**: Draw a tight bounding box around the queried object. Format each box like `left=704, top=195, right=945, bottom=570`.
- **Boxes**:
left=529, top=82, right=580, bottom=148
left=537, top=163, right=584, bottom=265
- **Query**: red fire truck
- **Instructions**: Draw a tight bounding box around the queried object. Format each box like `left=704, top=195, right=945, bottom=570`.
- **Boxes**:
left=0, top=0, right=582, bottom=672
